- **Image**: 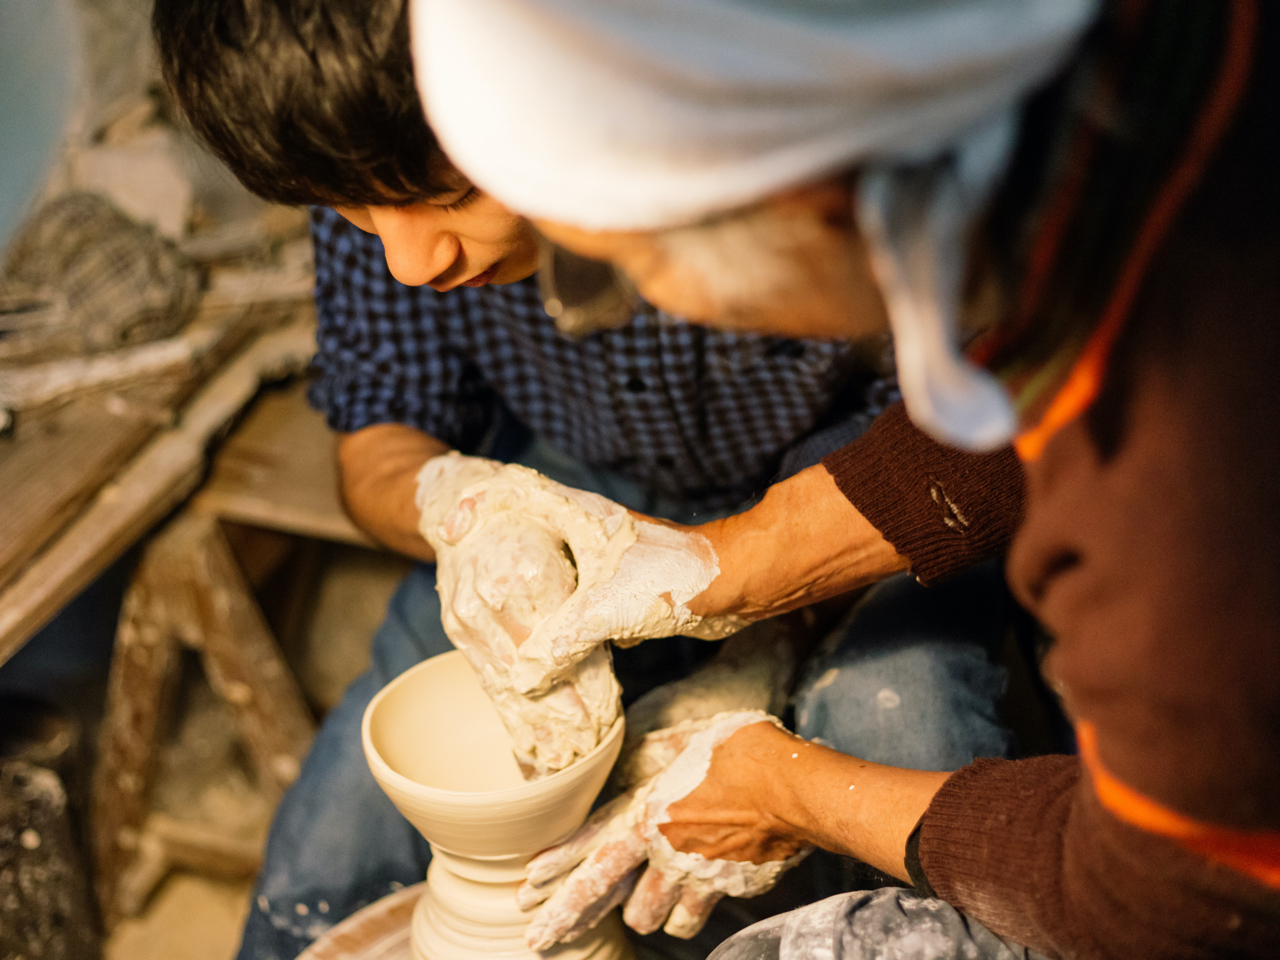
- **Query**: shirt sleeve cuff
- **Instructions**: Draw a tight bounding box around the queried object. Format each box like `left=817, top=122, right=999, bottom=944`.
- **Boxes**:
left=821, top=402, right=1026, bottom=584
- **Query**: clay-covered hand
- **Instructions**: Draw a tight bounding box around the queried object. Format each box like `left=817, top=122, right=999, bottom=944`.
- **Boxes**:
left=510, top=518, right=750, bottom=697
left=418, top=451, right=746, bottom=700
left=518, top=711, right=811, bottom=947
left=415, top=453, right=624, bottom=778
left=612, top=621, right=797, bottom=790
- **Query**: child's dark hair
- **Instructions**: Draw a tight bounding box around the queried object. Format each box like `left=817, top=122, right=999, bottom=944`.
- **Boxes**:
left=153, top=0, right=453, bottom=206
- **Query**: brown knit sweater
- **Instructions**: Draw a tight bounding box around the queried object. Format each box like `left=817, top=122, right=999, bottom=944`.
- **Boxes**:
left=821, top=403, right=1025, bottom=586
left=820, top=2, right=1280, bottom=955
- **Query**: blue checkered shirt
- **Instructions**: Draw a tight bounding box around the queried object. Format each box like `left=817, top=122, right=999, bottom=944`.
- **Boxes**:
left=307, top=207, right=872, bottom=509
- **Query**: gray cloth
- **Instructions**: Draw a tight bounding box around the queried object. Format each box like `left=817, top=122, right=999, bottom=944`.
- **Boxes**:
left=707, top=888, right=1048, bottom=960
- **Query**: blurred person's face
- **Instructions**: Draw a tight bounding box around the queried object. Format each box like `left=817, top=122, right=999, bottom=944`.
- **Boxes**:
left=534, top=177, right=890, bottom=340
left=334, top=166, right=540, bottom=290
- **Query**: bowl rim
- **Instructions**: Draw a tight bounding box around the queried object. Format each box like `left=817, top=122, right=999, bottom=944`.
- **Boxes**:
left=361, top=650, right=624, bottom=800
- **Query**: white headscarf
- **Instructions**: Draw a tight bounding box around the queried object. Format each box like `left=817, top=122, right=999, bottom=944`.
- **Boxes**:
left=411, top=0, right=1099, bottom=449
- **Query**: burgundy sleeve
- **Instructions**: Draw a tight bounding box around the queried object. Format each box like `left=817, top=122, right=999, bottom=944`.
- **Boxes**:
left=820, top=402, right=1025, bottom=584
left=915, top=758, right=1280, bottom=959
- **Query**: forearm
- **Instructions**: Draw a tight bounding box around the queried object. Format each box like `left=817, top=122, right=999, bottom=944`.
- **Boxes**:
left=337, top=424, right=450, bottom=561
left=690, top=464, right=909, bottom=620
left=761, top=726, right=950, bottom=879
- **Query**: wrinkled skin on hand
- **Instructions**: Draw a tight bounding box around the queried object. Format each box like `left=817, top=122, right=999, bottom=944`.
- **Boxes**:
left=416, top=453, right=626, bottom=778
left=519, top=711, right=811, bottom=948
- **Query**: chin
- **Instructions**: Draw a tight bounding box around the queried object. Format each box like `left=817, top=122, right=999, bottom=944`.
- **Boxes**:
left=497, top=252, right=541, bottom=285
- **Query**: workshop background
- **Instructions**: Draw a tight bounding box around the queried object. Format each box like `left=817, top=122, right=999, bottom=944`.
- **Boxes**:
left=0, top=1, right=413, bottom=957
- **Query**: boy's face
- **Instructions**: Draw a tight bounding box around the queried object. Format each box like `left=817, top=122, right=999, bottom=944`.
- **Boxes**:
left=334, top=172, right=540, bottom=290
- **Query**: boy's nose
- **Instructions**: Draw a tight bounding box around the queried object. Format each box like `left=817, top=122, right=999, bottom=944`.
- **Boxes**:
left=369, top=206, right=461, bottom=288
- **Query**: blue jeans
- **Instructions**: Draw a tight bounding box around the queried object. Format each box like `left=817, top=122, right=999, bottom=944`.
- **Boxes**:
left=238, top=438, right=1013, bottom=960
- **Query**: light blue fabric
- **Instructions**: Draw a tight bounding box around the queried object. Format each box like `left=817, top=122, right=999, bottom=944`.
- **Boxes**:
left=238, top=433, right=1014, bottom=960
left=0, top=0, right=77, bottom=249
left=795, top=562, right=1012, bottom=772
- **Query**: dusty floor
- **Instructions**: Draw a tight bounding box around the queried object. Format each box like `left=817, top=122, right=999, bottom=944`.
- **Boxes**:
left=105, top=874, right=255, bottom=960
left=101, top=544, right=408, bottom=960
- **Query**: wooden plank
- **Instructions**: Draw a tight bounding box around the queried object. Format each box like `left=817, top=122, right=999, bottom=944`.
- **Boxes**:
left=191, top=379, right=374, bottom=547
left=186, top=513, right=317, bottom=796
left=0, top=301, right=298, bottom=594
left=92, top=509, right=310, bottom=928
left=0, top=379, right=184, bottom=591
left=0, top=317, right=318, bottom=668
left=92, top=545, right=185, bottom=930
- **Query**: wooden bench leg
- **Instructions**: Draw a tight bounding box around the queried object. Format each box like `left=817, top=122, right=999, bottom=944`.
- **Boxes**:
left=184, top=514, right=316, bottom=795
left=91, top=511, right=317, bottom=928
left=92, top=532, right=184, bottom=931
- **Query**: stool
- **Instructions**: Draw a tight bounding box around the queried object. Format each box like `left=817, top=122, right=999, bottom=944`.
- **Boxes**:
left=91, top=380, right=376, bottom=929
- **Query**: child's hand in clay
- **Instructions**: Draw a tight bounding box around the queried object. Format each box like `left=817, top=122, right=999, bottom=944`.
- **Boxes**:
left=416, top=452, right=624, bottom=777
left=518, top=711, right=811, bottom=948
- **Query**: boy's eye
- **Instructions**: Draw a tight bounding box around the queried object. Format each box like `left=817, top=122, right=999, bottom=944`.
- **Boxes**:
left=439, top=187, right=480, bottom=212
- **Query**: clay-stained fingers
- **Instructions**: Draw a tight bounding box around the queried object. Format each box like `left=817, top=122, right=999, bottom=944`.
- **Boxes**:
left=523, top=790, right=637, bottom=889
left=613, top=718, right=717, bottom=790
left=552, top=865, right=642, bottom=948
left=515, top=873, right=562, bottom=910
left=664, top=887, right=724, bottom=939
left=525, top=833, right=648, bottom=950
left=621, top=863, right=683, bottom=935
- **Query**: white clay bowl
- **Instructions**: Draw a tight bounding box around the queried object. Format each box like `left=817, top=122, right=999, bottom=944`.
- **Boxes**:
left=363, top=650, right=624, bottom=863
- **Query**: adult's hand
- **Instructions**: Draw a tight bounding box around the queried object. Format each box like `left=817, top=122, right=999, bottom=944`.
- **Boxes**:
left=415, top=452, right=625, bottom=777
left=417, top=452, right=748, bottom=696
left=612, top=620, right=798, bottom=790
left=510, top=516, right=750, bottom=695
left=689, top=463, right=911, bottom=622
left=521, top=708, right=956, bottom=947
left=518, top=711, right=811, bottom=947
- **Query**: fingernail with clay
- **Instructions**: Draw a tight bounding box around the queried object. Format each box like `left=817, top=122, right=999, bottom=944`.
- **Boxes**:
left=663, top=889, right=723, bottom=939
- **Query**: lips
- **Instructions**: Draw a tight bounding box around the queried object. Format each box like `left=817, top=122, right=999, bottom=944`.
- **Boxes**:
left=462, top=264, right=499, bottom=287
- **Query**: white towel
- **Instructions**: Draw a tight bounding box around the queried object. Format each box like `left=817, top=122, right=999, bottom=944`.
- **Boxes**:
left=413, top=0, right=1096, bottom=231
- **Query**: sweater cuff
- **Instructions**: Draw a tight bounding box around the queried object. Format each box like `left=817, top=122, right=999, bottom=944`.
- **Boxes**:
left=821, top=402, right=1026, bottom=584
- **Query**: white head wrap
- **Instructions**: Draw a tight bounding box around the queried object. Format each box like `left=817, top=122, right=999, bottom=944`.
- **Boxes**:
left=411, top=0, right=1099, bottom=449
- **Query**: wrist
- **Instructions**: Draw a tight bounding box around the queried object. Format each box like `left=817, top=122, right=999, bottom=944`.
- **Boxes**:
left=684, top=516, right=746, bottom=618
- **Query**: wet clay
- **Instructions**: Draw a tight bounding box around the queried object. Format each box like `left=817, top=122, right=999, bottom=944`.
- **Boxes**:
left=364, top=651, right=633, bottom=960
left=418, top=454, right=627, bottom=779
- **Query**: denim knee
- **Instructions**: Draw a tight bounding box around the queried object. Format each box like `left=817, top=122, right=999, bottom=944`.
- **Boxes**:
left=795, top=570, right=1013, bottom=771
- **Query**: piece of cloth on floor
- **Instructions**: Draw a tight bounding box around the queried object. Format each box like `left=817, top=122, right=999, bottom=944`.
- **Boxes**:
left=706, top=887, right=1048, bottom=960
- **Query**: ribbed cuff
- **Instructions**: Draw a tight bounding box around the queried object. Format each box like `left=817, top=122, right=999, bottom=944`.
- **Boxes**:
left=821, top=403, right=1026, bottom=584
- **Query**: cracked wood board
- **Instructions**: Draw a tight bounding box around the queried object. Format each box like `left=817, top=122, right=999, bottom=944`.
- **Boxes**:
left=0, top=315, right=318, bottom=668
left=0, top=301, right=300, bottom=593
left=191, top=378, right=373, bottom=547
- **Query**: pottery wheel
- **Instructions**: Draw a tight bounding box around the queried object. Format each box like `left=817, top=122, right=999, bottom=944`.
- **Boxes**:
left=297, top=884, right=422, bottom=960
